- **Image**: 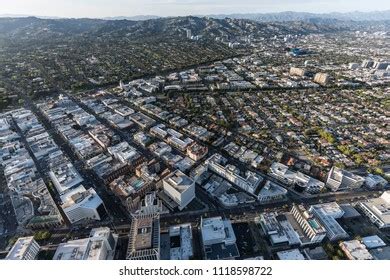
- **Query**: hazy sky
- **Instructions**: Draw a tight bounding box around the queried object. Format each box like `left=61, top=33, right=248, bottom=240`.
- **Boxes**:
left=1, top=0, right=389, bottom=18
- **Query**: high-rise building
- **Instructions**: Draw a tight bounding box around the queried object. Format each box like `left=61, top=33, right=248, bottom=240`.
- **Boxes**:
left=309, top=202, right=348, bottom=241
left=359, top=191, right=390, bottom=229
left=200, top=216, right=239, bottom=260
left=6, top=236, right=40, bottom=260
left=162, top=170, right=195, bottom=211
left=289, top=67, right=307, bottom=77
left=60, top=185, right=106, bottom=224
left=291, top=204, right=327, bottom=244
left=313, top=73, right=330, bottom=86
left=186, top=29, right=192, bottom=39
left=53, top=227, right=118, bottom=260
left=326, top=167, right=365, bottom=192
left=127, top=212, right=160, bottom=260
left=205, top=153, right=263, bottom=194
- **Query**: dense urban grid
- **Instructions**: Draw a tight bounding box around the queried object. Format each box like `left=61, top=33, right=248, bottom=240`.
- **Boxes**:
left=0, top=14, right=389, bottom=261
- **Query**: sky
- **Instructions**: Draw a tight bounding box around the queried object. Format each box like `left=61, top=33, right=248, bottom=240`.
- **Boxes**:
left=0, top=0, right=389, bottom=18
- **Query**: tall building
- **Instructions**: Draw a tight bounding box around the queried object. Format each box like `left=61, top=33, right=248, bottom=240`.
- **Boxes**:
left=205, top=153, right=263, bottom=194
left=60, top=185, right=106, bottom=224
left=326, top=167, right=365, bottom=192
left=200, top=216, right=239, bottom=260
left=168, top=223, right=193, bottom=260
left=289, top=67, right=307, bottom=77
left=6, top=236, right=40, bottom=260
left=359, top=191, right=390, bottom=229
left=53, top=227, right=118, bottom=260
left=313, top=73, right=330, bottom=86
left=186, top=29, right=192, bottom=39
left=162, top=170, right=195, bottom=211
left=127, top=212, right=160, bottom=260
left=290, top=204, right=327, bottom=244
left=361, top=59, right=374, bottom=68
left=257, top=181, right=287, bottom=203
left=309, top=202, right=348, bottom=241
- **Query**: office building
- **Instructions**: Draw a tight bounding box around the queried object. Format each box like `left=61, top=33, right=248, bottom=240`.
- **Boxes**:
left=206, top=153, right=263, bottom=194
left=127, top=212, right=160, bottom=260
left=326, top=167, right=365, bottom=192
left=258, top=212, right=300, bottom=246
left=290, top=204, right=326, bottom=244
left=257, top=181, right=287, bottom=203
left=313, top=73, right=330, bottom=85
left=277, top=249, right=306, bottom=260
left=53, top=227, right=118, bottom=260
left=6, top=236, right=40, bottom=260
left=365, top=174, right=388, bottom=189
left=359, top=191, right=390, bottom=228
left=162, top=170, right=195, bottom=210
left=309, top=202, right=348, bottom=241
left=60, top=185, right=106, bottom=224
left=200, top=216, right=239, bottom=260
left=168, top=223, right=194, bottom=260
left=340, top=240, right=374, bottom=260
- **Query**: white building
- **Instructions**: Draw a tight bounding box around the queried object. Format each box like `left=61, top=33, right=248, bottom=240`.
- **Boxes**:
left=257, top=181, right=287, bottom=203
left=258, top=212, right=300, bottom=246
left=269, top=162, right=325, bottom=194
left=60, top=185, right=106, bottom=224
left=53, top=227, right=118, bottom=260
left=49, top=162, right=84, bottom=195
left=310, top=202, right=348, bottom=241
left=206, top=153, right=262, bottom=194
left=162, top=170, right=195, bottom=211
left=6, top=236, right=40, bottom=260
left=277, top=249, right=306, bottom=260
left=359, top=191, right=390, bottom=228
left=291, top=204, right=327, bottom=244
left=326, top=167, right=365, bottom=192
left=200, top=216, right=239, bottom=260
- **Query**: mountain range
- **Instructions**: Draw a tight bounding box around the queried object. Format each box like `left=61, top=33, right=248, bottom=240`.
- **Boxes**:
left=1, top=10, right=390, bottom=22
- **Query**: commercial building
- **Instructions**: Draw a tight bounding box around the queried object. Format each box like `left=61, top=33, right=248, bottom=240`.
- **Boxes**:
left=6, top=237, right=40, bottom=260
left=127, top=212, right=160, bottom=260
left=53, top=227, right=118, bottom=260
left=359, top=191, right=390, bottom=228
left=258, top=212, right=300, bottom=246
left=60, top=185, right=106, bottom=224
left=326, top=167, right=365, bottom=192
left=49, top=162, right=84, bottom=195
left=269, top=162, right=325, bottom=194
left=277, top=249, right=306, bottom=260
left=340, top=240, right=374, bottom=260
left=365, top=174, right=388, bottom=189
left=162, top=170, right=195, bottom=210
left=200, top=216, right=239, bottom=260
left=168, top=223, right=194, bottom=260
left=362, top=235, right=386, bottom=249
left=290, top=204, right=327, bottom=244
left=289, top=67, right=307, bottom=77
left=206, top=153, right=263, bottom=194
left=257, top=181, right=287, bottom=203
left=186, top=143, right=208, bottom=161
left=309, top=202, right=348, bottom=241
left=313, top=73, right=330, bottom=85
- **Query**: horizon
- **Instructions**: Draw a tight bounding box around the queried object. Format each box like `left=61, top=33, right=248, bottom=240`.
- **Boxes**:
left=1, top=9, right=390, bottom=20
left=1, top=0, right=390, bottom=19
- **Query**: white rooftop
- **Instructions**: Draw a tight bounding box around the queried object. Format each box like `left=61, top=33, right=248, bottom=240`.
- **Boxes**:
left=6, top=236, right=38, bottom=260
